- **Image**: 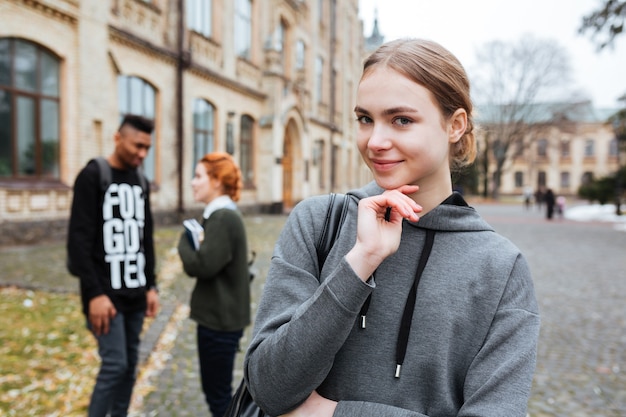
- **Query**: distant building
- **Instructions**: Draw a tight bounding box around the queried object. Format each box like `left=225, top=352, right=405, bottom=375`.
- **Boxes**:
left=0, top=0, right=374, bottom=243
left=475, top=101, right=621, bottom=197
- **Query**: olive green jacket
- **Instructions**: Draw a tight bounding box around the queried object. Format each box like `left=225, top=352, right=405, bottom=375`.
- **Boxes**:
left=178, top=208, right=251, bottom=331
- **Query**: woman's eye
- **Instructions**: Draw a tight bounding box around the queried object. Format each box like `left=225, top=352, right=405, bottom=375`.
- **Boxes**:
left=393, top=117, right=412, bottom=126
left=356, top=115, right=372, bottom=124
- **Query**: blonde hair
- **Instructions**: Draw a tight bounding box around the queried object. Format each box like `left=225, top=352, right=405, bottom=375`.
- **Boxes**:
left=362, top=38, right=477, bottom=171
left=199, top=152, right=243, bottom=201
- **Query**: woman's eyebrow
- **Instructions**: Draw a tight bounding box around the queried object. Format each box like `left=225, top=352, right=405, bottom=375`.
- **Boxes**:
left=354, top=106, right=418, bottom=115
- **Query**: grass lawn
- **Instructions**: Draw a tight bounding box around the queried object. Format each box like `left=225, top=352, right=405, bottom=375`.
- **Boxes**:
left=0, top=227, right=180, bottom=416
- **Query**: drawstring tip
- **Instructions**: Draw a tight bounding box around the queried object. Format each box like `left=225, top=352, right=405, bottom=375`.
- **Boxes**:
left=360, top=315, right=366, bottom=329
left=395, top=364, right=401, bottom=378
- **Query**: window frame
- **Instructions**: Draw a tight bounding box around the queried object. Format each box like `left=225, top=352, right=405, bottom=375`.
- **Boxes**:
left=0, top=38, right=61, bottom=183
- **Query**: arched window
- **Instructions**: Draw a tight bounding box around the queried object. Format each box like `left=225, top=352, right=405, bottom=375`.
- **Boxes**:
left=117, top=75, right=156, bottom=180
left=240, top=115, right=254, bottom=188
left=193, top=99, right=215, bottom=164
left=0, top=38, right=60, bottom=180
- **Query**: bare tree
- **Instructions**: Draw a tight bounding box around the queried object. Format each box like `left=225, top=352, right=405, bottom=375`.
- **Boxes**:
left=579, top=0, right=626, bottom=50
left=471, top=35, right=580, bottom=198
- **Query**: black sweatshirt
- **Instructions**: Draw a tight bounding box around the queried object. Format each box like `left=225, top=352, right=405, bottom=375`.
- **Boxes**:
left=67, top=159, right=156, bottom=316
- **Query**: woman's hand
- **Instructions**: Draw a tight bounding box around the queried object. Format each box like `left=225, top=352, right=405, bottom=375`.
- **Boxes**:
left=278, top=391, right=337, bottom=417
left=346, top=185, right=421, bottom=280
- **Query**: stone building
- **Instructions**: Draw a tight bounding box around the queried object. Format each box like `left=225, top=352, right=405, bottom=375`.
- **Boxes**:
left=0, top=0, right=376, bottom=243
left=477, top=102, right=621, bottom=198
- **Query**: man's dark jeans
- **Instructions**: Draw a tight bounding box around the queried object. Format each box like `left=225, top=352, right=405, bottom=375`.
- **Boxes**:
left=197, top=325, right=243, bottom=417
left=88, top=310, right=145, bottom=417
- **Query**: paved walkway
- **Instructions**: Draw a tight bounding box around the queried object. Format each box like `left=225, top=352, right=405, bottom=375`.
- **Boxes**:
left=129, top=203, right=626, bottom=417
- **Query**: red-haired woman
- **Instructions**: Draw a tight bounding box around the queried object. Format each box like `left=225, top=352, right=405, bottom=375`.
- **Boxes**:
left=177, top=152, right=251, bottom=417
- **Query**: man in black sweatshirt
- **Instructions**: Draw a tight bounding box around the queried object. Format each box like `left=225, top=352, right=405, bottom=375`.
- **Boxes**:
left=67, top=114, right=159, bottom=417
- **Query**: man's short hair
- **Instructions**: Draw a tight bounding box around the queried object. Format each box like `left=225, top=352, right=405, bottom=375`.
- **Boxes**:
left=119, top=114, right=154, bottom=134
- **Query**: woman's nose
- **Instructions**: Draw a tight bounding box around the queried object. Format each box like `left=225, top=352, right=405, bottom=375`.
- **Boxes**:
left=367, top=124, right=392, bottom=151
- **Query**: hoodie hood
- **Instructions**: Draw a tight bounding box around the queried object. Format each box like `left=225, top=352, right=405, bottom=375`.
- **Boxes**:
left=349, top=181, right=495, bottom=233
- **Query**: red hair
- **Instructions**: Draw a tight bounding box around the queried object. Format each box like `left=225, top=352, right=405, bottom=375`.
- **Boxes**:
left=199, top=152, right=243, bottom=201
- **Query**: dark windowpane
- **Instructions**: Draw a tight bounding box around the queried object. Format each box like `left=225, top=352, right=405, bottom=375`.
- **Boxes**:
left=41, top=51, right=59, bottom=97
left=193, top=99, right=215, bottom=164
left=0, top=39, right=10, bottom=86
left=17, top=95, right=35, bottom=175
left=240, top=115, right=253, bottom=186
left=0, top=90, right=11, bottom=176
left=41, top=99, right=59, bottom=178
left=15, top=40, right=37, bottom=92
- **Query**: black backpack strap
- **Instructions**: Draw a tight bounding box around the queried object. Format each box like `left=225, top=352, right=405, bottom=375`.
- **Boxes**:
left=136, top=167, right=149, bottom=195
left=316, top=193, right=349, bottom=270
left=92, top=157, right=111, bottom=193
left=93, top=156, right=148, bottom=195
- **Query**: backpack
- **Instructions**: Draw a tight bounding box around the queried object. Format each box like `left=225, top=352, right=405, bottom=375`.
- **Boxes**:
left=66, top=157, right=149, bottom=277
left=223, top=193, right=349, bottom=417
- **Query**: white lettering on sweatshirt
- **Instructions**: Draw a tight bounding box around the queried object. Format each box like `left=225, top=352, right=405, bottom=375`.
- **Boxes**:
left=102, top=183, right=146, bottom=289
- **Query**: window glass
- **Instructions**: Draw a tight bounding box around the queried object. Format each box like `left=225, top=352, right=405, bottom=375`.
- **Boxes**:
left=41, top=50, right=59, bottom=96
left=0, top=39, right=10, bottom=86
left=187, top=0, right=212, bottom=37
left=192, top=99, right=215, bottom=165
left=316, top=56, right=323, bottom=102
left=41, top=99, right=59, bottom=177
left=584, top=139, right=594, bottom=157
left=235, top=0, right=252, bottom=59
left=17, top=96, right=35, bottom=175
left=296, top=40, right=305, bottom=69
left=609, top=138, right=618, bottom=156
left=240, top=115, right=254, bottom=187
left=0, top=90, right=11, bottom=177
left=0, top=38, right=60, bottom=179
left=14, top=40, right=37, bottom=93
left=118, top=75, right=156, bottom=180
left=537, top=139, right=547, bottom=157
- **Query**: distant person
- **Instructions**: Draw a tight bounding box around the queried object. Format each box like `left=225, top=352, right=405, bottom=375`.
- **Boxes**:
left=535, top=188, right=544, bottom=211
left=177, top=152, right=251, bottom=417
left=67, top=114, right=160, bottom=417
left=556, top=195, right=567, bottom=219
left=244, top=38, right=539, bottom=417
left=523, top=185, right=534, bottom=210
left=544, top=188, right=556, bottom=220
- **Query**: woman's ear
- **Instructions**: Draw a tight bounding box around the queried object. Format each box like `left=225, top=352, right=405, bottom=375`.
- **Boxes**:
left=448, top=109, right=467, bottom=143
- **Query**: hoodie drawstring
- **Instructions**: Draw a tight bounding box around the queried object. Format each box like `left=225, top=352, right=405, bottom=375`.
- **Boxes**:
left=358, top=229, right=436, bottom=378
left=395, top=229, right=435, bottom=377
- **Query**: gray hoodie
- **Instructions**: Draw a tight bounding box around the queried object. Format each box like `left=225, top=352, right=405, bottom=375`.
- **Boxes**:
left=245, top=182, right=539, bottom=417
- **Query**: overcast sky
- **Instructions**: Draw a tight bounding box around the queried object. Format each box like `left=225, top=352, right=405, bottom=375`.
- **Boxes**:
left=358, top=0, right=625, bottom=109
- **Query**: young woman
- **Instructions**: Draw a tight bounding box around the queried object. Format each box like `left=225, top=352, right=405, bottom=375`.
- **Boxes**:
left=244, top=39, right=540, bottom=417
left=177, top=152, right=251, bottom=417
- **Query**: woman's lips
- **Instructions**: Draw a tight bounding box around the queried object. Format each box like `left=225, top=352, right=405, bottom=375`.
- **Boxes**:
left=371, top=159, right=402, bottom=172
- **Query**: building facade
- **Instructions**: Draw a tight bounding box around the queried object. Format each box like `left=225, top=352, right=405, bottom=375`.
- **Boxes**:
left=0, top=0, right=376, bottom=243
left=477, top=103, right=621, bottom=198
